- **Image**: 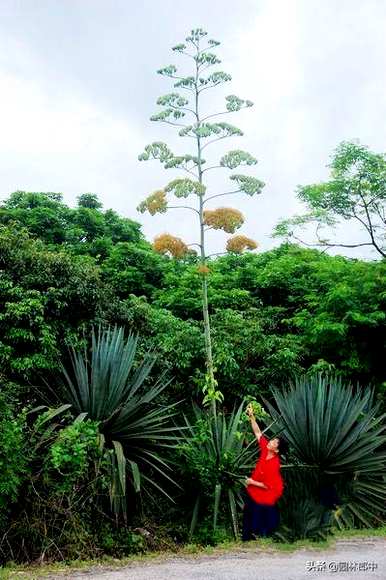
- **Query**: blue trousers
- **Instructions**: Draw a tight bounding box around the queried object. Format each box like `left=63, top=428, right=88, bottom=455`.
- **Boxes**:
left=242, top=494, right=279, bottom=541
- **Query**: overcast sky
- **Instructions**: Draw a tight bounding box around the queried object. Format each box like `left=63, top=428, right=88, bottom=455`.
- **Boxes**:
left=1, top=0, right=385, bottom=258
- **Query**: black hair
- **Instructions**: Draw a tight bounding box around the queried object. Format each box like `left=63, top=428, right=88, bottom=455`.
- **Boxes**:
left=277, top=437, right=289, bottom=456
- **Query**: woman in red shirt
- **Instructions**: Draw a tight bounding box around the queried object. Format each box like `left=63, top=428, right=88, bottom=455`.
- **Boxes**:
left=242, top=405, right=287, bottom=541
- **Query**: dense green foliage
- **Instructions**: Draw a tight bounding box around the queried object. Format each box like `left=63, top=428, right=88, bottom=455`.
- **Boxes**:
left=0, top=391, right=28, bottom=527
left=0, top=191, right=142, bottom=251
left=1, top=191, right=384, bottom=399
left=0, top=189, right=385, bottom=562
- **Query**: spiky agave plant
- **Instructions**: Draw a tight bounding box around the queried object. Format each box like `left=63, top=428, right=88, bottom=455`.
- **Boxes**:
left=265, top=374, right=386, bottom=531
left=61, top=326, right=180, bottom=517
left=177, top=402, right=256, bottom=538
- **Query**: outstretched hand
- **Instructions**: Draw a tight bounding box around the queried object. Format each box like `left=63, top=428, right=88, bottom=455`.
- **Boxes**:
left=246, top=403, right=254, bottom=418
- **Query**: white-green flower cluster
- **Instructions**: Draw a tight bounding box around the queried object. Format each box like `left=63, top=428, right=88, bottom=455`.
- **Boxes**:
left=226, top=95, right=254, bottom=111
left=185, top=28, right=208, bottom=43
left=157, top=64, right=177, bottom=77
left=229, top=174, right=265, bottom=195
left=150, top=109, right=185, bottom=122
left=172, top=43, right=186, bottom=52
left=205, top=71, right=232, bottom=86
left=179, top=122, right=243, bottom=138
left=157, top=93, right=189, bottom=108
left=174, top=76, right=196, bottom=89
left=194, top=52, right=221, bottom=66
left=220, top=150, right=257, bottom=170
left=139, top=143, right=204, bottom=171
left=164, top=154, right=204, bottom=169
left=138, top=142, right=173, bottom=163
left=165, top=178, right=206, bottom=198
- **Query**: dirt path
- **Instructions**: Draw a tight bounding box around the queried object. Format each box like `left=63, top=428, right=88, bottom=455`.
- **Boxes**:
left=57, top=537, right=385, bottom=580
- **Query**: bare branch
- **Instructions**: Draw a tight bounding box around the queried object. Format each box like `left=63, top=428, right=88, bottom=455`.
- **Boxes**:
left=180, top=166, right=199, bottom=178
left=357, top=190, right=385, bottom=257
left=203, top=190, right=242, bottom=204
left=293, top=234, right=375, bottom=251
left=207, top=252, right=227, bottom=258
left=179, top=51, right=196, bottom=60
left=201, top=134, right=240, bottom=151
left=351, top=207, right=373, bottom=235
left=201, top=111, right=233, bottom=122
left=373, top=202, right=386, bottom=225
left=198, top=84, right=226, bottom=94
left=157, top=120, right=187, bottom=128
left=167, top=205, right=199, bottom=214
left=166, top=103, right=196, bottom=116
left=201, top=165, right=222, bottom=174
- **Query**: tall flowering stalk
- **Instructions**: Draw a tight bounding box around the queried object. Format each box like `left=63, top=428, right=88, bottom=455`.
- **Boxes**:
left=138, top=29, right=264, bottom=408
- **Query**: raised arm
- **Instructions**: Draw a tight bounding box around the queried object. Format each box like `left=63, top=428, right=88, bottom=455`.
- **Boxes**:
left=246, top=404, right=262, bottom=442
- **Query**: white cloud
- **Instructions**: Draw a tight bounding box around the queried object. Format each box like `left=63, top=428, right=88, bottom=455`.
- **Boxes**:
left=0, top=38, right=146, bottom=210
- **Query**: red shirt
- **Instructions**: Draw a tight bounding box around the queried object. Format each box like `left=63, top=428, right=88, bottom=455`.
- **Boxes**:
left=247, top=436, right=284, bottom=506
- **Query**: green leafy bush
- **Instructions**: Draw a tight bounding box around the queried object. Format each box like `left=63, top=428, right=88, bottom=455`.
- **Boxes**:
left=48, top=420, right=100, bottom=493
left=0, top=390, right=28, bottom=525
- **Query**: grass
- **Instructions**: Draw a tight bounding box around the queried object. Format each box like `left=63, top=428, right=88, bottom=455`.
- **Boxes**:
left=1, top=526, right=385, bottom=579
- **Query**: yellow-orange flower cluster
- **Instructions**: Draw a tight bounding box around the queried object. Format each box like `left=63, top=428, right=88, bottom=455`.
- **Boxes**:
left=196, top=264, right=210, bottom=275
left=203, top=207, right=244, bottom=233
left=153, top=233, right=189, bottom=258
left=226, top=235, right=258, bottom=254
left=137, top=190, right=167, bottom=215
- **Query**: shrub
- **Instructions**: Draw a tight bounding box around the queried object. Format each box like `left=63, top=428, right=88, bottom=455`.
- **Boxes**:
left=48, top=420, right=101, bottom=493
left=0, top=389, right=28, bottom=526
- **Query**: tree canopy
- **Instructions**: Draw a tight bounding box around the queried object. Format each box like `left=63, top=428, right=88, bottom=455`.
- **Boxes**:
left=0, top=192, right=384, bottom=401
left=274, top=141, right=386, bottom=258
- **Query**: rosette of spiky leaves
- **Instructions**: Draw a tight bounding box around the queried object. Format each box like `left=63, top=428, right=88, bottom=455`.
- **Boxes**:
left=137, top=190, right=167, bottom=215
left=265, top=375, right=386, bottom=529
left=60, top=326, right=180, bottom=518
left=177, top=403, right=256, bottom=538
left=226, top=235, right=258, bottom=253
left=203, top=208, right=244, bottom=233
left=153, top=233, right=189, bottom=258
